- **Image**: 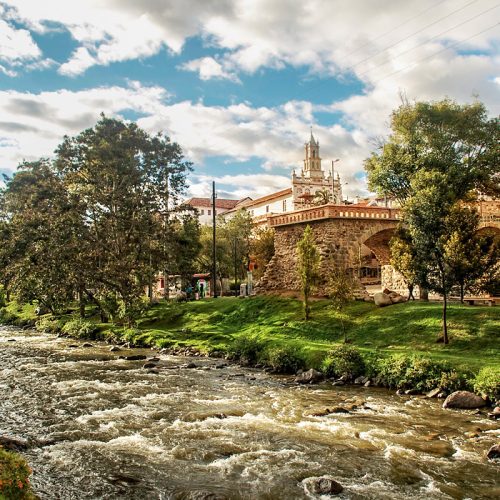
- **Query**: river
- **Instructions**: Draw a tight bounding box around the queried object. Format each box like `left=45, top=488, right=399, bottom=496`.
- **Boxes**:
left=0, top=326, right=498, bottom=499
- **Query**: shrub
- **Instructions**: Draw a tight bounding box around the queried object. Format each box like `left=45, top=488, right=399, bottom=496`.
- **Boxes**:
left=0, top=448, right=36, bottom=499
left=35, top=316, right=63, bottom=334
left=0, top=307, right=16, bottom=325
left=376, top=354, right=464, bottom=392
left=321, top=344, right=365, bottom=380
left=61, top=318, right=99, bottom=339
left=264, top=345, right=306, bottom=374
left=473, top=367, right=500, bottom=402
left=227, top=335, right=266, bottom=364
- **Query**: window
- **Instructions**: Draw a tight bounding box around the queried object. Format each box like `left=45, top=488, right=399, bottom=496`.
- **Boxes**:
left=200, top=209, right=204, bottom=215
left=208, top=209, right=211, bottom=216
left=283, top=200, right=287, bottom=211
left=266, top=205, right=270, bottom=213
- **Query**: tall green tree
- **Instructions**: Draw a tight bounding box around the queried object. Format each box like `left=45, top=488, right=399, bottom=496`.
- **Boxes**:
left=297, top=225, right=321, bottom=320
left=250, top=227, right=275, bottom=280
left=0, top=160, right=85, bottom=313
left=328, top=268, right=355, bottom=342
left=54, top=116, right=191, bottom=321
left=365, top=98, right=499, bottom=343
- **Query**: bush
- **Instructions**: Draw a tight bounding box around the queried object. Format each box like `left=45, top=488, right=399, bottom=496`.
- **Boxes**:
left=264, top=345, right=306, bottom=374
left=61, top=318, right=99, bottom=339
left=376, top=354, right=464, bottom=392
left=473, top=367, right=500, bottom=402
left=321, top=344, right=365, bottom=380
left=227, top=336, right=266, bottom=364
left=0, top=448, right=35, bottom=499
left=0, top=307, right=16, bottom=325
left=35, top=316, right=63, bottom=334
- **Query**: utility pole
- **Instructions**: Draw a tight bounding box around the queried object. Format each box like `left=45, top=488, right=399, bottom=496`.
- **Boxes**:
left=331, top=159, right=339, bottom=203
left=212, top=181, right=217, bottom=298
left=234, top=237, right=238, bottom=295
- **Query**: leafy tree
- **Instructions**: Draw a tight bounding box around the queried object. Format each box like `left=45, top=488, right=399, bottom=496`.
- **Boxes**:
left=365, top=98, right=499, bottom=343
left=0, top=160, right=84, bottom=314
left=328, top=268, right=355, bottom=342
left=297, top=225, right=321, bottom=320
left=390, top=227, right=428, bottom=300
left=250, top=227, right=275, bottom=280
left=54, top=116, right=191, bottom=322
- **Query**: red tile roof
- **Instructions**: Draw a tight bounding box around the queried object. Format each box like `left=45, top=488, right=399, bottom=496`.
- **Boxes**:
left=185, top=197, right=243, bottom=210
left=237, top=188, right=292, bottom=208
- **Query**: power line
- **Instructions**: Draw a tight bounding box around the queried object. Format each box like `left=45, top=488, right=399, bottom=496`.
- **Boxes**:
left=294, top=0, right=482, bottom=102
left=356, top=3, right=499, bottom=81
left=370, top=21, right=499, bottom=85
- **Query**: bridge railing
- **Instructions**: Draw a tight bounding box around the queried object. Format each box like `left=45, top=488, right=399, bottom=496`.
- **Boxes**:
left=269, top=204, right=401, bottom=227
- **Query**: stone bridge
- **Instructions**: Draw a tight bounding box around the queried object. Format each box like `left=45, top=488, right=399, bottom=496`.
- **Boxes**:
left=255, top=201, right=500, bottom=296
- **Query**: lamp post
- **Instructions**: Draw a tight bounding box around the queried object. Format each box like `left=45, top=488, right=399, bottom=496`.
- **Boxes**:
left=331, top=159, right=340, bottom=203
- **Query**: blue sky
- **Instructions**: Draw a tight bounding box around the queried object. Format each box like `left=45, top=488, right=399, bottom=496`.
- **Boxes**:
left=0, top=0, right=498, bottom=199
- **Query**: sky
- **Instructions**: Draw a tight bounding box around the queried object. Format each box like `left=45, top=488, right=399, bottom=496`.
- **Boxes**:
left=0, top=0, right=498, bottom=200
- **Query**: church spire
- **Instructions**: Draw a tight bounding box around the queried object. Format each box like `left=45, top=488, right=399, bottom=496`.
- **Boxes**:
left=303, top=130, right=322, bottom=179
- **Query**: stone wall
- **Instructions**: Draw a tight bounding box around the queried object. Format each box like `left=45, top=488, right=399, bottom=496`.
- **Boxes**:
left=256, top=217, right=397, bottom=295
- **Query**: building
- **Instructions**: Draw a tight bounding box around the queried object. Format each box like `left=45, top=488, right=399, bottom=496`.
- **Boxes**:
left=184, top=197, right=250, bottom=225
left=222, top=131, right=344, bottom=224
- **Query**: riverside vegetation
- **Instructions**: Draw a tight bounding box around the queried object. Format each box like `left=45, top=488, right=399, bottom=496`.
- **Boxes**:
left=1, top=296, right=499, bottom=402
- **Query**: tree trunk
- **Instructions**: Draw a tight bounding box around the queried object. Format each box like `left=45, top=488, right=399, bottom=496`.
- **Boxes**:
left=442, top=289, right=449, bottom=344
left=460, top=281, right=464, bottom=304
left=408, top=284, right=415, bottom=301
left=79, top=290, right=85, bottom=319
left=420, top=287, right=429, bottom=301
left=304, top=292, right=310, bottom=321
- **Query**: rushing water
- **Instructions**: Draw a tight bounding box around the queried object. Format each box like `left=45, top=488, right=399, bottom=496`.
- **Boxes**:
left=0, top=326, right=499, bottom=500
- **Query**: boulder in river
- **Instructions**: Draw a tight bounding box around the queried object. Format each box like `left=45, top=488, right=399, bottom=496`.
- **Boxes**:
left=443, top=391, right=487, bottom=409
left=302, top=476, right=344, bottom=495
left=486, top=444, right=500, bottom=460
left=294, top=369, right=323, bottom=384
left=143, top=362, right=157, bottom=369
left=109, top=346, right=121, bottom=352
left=0, top=435, right=29, bottom=451
left=426, top=388, right=441, bottom=398
left=82, top=343, right=93, bottom=348
left=124, top=355, right=147, bottom=361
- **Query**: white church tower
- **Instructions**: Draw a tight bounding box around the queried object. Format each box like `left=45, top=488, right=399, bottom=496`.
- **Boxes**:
left=291, top=131, right=343, bottom=209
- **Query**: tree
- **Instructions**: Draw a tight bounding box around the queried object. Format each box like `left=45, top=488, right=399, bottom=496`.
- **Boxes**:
left=313, top=189, right=331, bottom=206
left=250, top=227, right=275, bottom=280
left=54, top=116, right=191, bottom=322
left=366, top=98, right=499, bottom=343
left=0, top=161, right=86, bottom=314
left=297, top=225, right=321, bottom=320
left=390, top=227, right=428, bottom=300
left=328, top=268, right=355, bottom=342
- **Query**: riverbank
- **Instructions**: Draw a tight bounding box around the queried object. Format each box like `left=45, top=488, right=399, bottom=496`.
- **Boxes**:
left=1, top=296, right=499, bottom=400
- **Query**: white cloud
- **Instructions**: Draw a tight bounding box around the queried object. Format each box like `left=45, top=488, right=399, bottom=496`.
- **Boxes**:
left=180, top=57, right=240, bottom=82
left=59, top=47, right=96, bottom=77
left=0, top=17, right=41, bottom=70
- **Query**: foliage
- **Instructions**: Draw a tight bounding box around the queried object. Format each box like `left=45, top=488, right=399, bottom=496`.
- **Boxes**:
left=263, top=345, right=305, bottom=373
left=35, top=316, right=64, bottom=334
left=227, top=335, right=266, bottom=364
left=365, top=98, right=499, bottom=344
left=313, top=189, right=331, bottom=206
left=375, top=354, right=468, bottom=392
left=0, top=449, right=35, bottom=500
left=61, top=318, right=99, bottom=339
left=328, top=268, right=355, bottom=342
left=321, top=344, right=365, bottom=380
left=473, top=367, right=500, bottom=402
left=297, top=225, right=321, bottom=320
left=250, top=227, right=275, bottom=280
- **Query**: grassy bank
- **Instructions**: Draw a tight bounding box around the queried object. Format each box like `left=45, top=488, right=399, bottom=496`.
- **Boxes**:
left=1, top=296, right=499, bottom=398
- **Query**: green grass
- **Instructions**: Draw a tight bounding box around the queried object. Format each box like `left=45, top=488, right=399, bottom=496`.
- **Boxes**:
left=131, top=296, right=499, bottom=372
left=2, top=296, right=499, bottom=373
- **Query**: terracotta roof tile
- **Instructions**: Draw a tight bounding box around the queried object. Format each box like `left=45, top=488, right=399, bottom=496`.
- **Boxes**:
left=185, top=197, right=242, bottom=210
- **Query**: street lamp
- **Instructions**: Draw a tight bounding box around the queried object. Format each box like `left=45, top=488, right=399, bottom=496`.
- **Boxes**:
left=331, top=159, right=340, bottom=203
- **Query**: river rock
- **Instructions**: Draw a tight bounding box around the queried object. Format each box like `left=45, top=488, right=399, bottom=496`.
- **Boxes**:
left=486, top=444, right=500, bottom=460
left=294, top=369, right=323, bottom=384
left=0, top=435, right=29, bottom=451
left=143, top=362, right=157, bottom=369
left=82, top=343, right=93, bottom=348
left=109, top=346, right=121, bottom=352
left=426, top=388, right=441, bottom=398
left=186, top=491, right=227, bottom=500
left=488, top=407, right=500, bottom=419
left=354, top=376, right=368, bottom=385
left=364, top=380, right=372, bottom=387
left=185, top=362, right=197, bottom=369
left=302, top=476, right=344, bottom=495
left=124, top=355, right=147, bottom=361
left=443, top=391, right=487, bottom=409
left=373, top=292, right=392, bottom=307
left=68, top=344, right=79, bottom=348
